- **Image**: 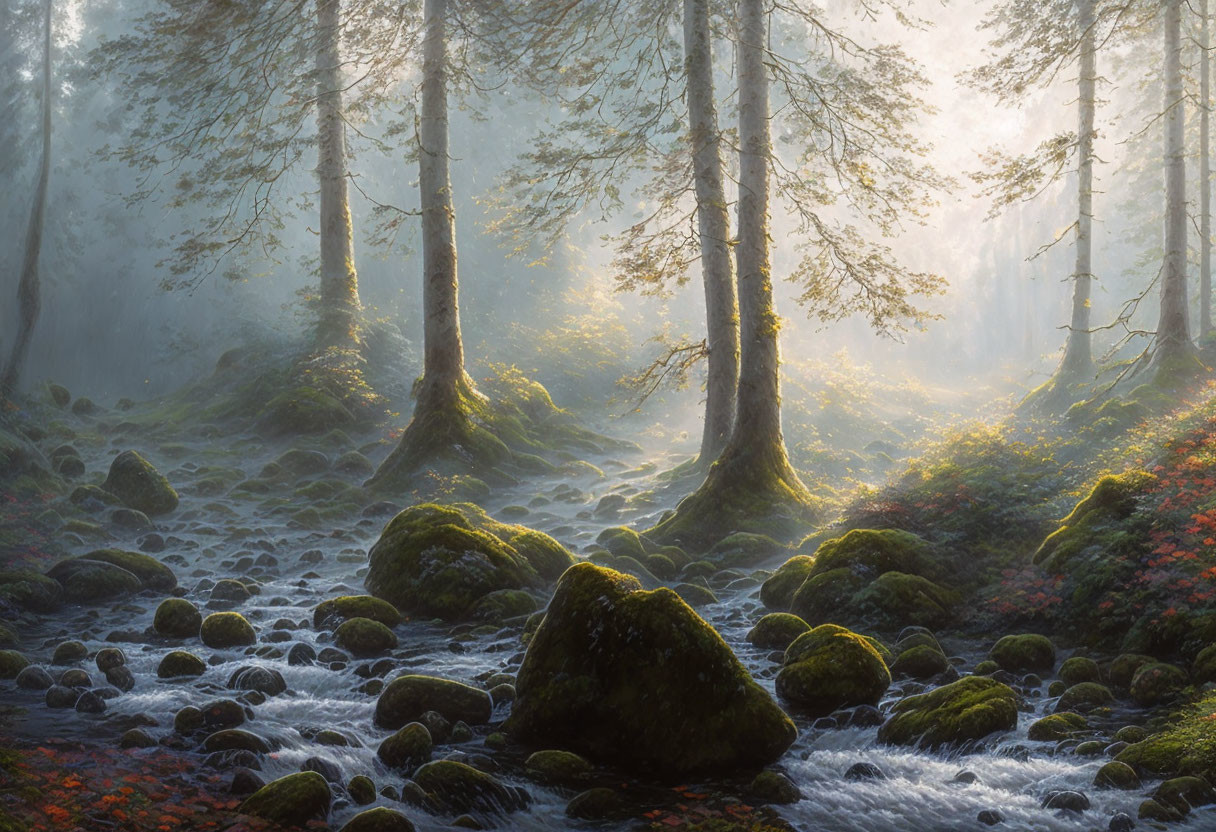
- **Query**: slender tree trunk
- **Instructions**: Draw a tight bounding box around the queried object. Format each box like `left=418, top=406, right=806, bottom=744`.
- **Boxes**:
left=1202, top=0, right=1213, bottom=340
left=1, top=0, right=51, bottom=399
left=684, top=0, right=739, bottom=466
left=1060, top=0, right=1096, bottom=379
left=418, top=0, right=468, bottom=404
left=1157, top=0, right=1194, bottom=366
left=314, top=0, right=362, bottom=348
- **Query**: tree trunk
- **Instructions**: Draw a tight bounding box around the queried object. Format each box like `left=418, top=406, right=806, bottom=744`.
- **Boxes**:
left=683, top=0, right=739, bottom=466
left=1156, top=0, right=1194, bottom=368
left=314, top=0, right=362, bottom=349
left=1, top=0, right=51, bottom=399
left=1059, top=0, right=1096, bottom=379
left=1202, top=0, right=1213, bottom=340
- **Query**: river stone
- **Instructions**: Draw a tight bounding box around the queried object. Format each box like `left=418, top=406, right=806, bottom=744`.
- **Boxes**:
left=746, top=613, right=811, bottom=649
left=339, top=807, right=416, bottom=832
left=158, top=650, right=206, bottom=678
left=1059, top=656, right=1101, bottom=686
left=200, top=699, right=247, bottom=730
left=203, top=729, right=270, bottom=754
left=59, top=668, right=92, bottom=688
left=111, top=508, right=153, bottom=531
left=228, top=665, right=287, bottom=696
left=103, top=450, right=179, bottom=515
left=878, top=676, right=1018, bottom=749
left=230, top=768, right=265, bottom=796
left=375, top=675, right=492, bottom=729
left=84, top=549, right=176, bottom=591
left=120, top=728, right=157, bottom=749
left=238, top=771, right=331, bottom=827
left=46, top=558, right=141, bottom=604
left=749, top=770, right=801, bottom=803
left=348, top=775, right=376, bottom=805
left=506, top=563, right=796, bottom=778
left=46, top=685, right=79, bottom=708
left=412, top=760, right=527, bottom=815
left=314, top=595, right=402, bottom=629
left=288, top=643, right=317, bottom=666
left=0, top=569, right=63, bottom=612
left=418, top=711, right=451, bottom=744
left=1094, top=761, right=1141, bottom=790
left=1154, top=775, right=1216, bottom=813
left=776, top=624, right=890, bottom=717
left=1129, top=662, right=1188, bottom=706
left=95, top=647, right=125, bottom=673
left=890, top=645, right=949, bottom=679
left=154, top=598, right=202, bottom=638
left=335, top=617, right=398, bottom=656
left=302, top=756, right=343, bottom=784
left=1042, top=790, right=1090, bottom=812
left=1028, top=712, right=1086, bottom=742
left=1055, top=681, right=1115, bottom=713
left=16, top=665, right=53, bottom=690
left=377, top=722, right=432, bottom=771
left=524, top=750, right=593, bottom=786
left=988, top=634, right=1055, bottom=673
left=210, top=579, right=252, bottom=604
left=52, top=640, right=88, bottom=664
left=76, top=691, right=106, bottom=714
left=0, top=650, right=29, bottom=679
left=201, top=612, right=256, bottom=648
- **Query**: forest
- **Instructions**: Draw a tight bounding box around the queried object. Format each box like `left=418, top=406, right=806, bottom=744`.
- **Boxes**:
left=5, top=0, right=1216, bottom=830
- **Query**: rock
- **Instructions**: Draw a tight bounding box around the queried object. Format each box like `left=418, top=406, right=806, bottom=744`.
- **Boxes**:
left=1056, top=682, right=1114, bottom=713
left=1059, top=656, right=1101, bottom=686
left=1114, top=725, right=1147, bottom=744
left=1108, top=812, right=1135, bottom=832
left=200, top=699, right=247, bottom=730
left=374, top=675, right=493, bottom=729
left=987, top=634, right=1055, bottom=674
left=890, top=644, right=949, bottom=679
left=52, top=640, right=89, bottom=665
left=419, top=711, right=451, bottom=743
left=1094, top=761, right=1141, bottom=790
left=953, top=771, right=978, bottom=784
left=16, top=665, right=53, bottom=690
left=200, top=612, right=256, bottom=648
left=412, top=761, right=526, bottom=815
left=977, top=809, right=1004, bottom=826
left=228, top=665, right=287, bottom=696
left=76, top=691, right=106, bottom=714
left=1109, top=654, right=1156, bottom=689
left=0, top=650, right=29, bottom=679
left=524, top=750, right=592, bottom=786
left=844, top=762, right=885, bottom=780
left=59, top=668, right=91, bottom=687
left=71, top=396, right=98, bottom=416
left=566, top=787, right=625, bottom=820
left=314, top=595, right=401, bottom=629
left=288, top=643, right=316, bottom=665
left=0, top=569, right=63, bottom=612
left=506, top=563, right=796, bottom=778
left=746, top=613, right=811, bottom=649
left=749, top=770, right=801, bottom=804
left=759, top=556, right=814, bottom=611
left=470, top=589, right=540, bottom=621
left=158, top=650, right=207, bottom=678
left=95, top=647, right=125, bottom=673
left=302, top=756, right=343, bottom=784
left=120, top=728, right=158, bottom=749
left=1192, top=643, right=1216, bottom=684
left=1153, top=775, right=1216, bottom=814
left=348, top=775, right=376, bottom=805
left=378, top=722, right=433, bottom=771
left=673, top=583, right=718, bottom=608
left=230, top=768, right=265, bottom=796
left=102, top=451, right=178, bottom=515
left=1129, top=663, right=1187, bottom=707
left=776, top=624, right=890, bottom=717
left=111, top=508, right=153, bottom=531
left=1027, top=713, right=1086, bottom=742
left=238, top=771, right=331, bottom=827
left=489, top=683, right=515, bottom=705
left=364, top=504, right=573, bottom=620
left=335, top=617, right=398, bottom=656
left=154, top=598, right=203, bottom=638
left=203, top=729, right=270, bottom=754
left=1138, top=798, right=1182, bottom=822
left=878, top=676, right=1018, bottom=749
left=339, top=807, right=416, bottom=832
left=1041, top=790, right=1089, bottom=812
left=210, top=579, right=252, bottom=604
left=45, top=558, right=142, bottom=604
left=46, top=685, right=79, bottom=708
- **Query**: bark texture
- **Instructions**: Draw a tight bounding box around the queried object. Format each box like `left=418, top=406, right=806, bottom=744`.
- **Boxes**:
left=1202, top=0, right=1213, bottom=340
left=314, top=0, right=362, bottom=348
left=1, top=0, right=52, bottom=399
left=684, top=0, right=739, bottom=465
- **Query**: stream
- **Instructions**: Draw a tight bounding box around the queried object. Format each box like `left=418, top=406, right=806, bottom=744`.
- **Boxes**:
left=4, top=428, right=1214, bottom=832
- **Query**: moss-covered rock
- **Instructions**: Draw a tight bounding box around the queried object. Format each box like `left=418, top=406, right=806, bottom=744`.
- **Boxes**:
left=524, top=749, right=593, bottom=787
left=365, top=504, right=558, bottom=621
left=335, top=617, right=398, bottom=656
left=807, top=529, right=936, bottom=579
left=158, top=650, right=207, bottom=678
left=673, top=583, right=718, bottom=608
left=987, top=634, right=1056, bottom=674
left=776, top=624, right=890, bottom=716
left=411, top=760, right=526, bottom=815
left=1153, top=776, right=1216, bottom=814
left=1129, top=662, right=1188, bottom=707
left=75, top=549, right=175, bottom=592
left=1055, top=682, right=1115, bottom=713
left=1094, top=761, right=1141, bottom=790
left=1192, top=643, right=1216, bottom=685
left=1033, top=471, right=1156, bottom=572
left=0, top=650, right=30, bottom=679
left=200, top=612, right=256, bottom=648
left=374, top=675, right=493, bottom=730
left=708, top=533, right=786, bottom=568
left=154, top=598, right=202, bottom=638
left=508, top=530, right=576, bottom=583
left=852, top=571, right=959, bottom=630
left=338, top=807, right=415, bottom=832
left=1115, top=693, right=1216, bottom=783
left=45, top=558, right=142, bottom=604
left=470, top=589, right=540, bottom=621
left=377, top=722, right=432, bottom=770
left=759, top=556, right=813, bottom=611
left=746, top=613, right=811, bottom=650
left=1027, top=712, right=1086, bottom=742
left=1110, top=653, right=1156, bottom=689
left=238, top=771, right=331, bottom=827
left=0, top=569, right=63, bottom=612
left=203, top=729, right=270, bottom=754
left=506, top=563, right=796, bottom=779
left=1059, top=656, right=1101, bottom=686
left=877, top=676, right=1019, bottom=749
left=314, top=595, right=401, bottom=629
left=890, top=644, right=949, bottom=680
left=262, top=386, right=355, bottom=435
left=102, top=450, right=179, bottom=515
left=347, top=776, right=376, bottom=806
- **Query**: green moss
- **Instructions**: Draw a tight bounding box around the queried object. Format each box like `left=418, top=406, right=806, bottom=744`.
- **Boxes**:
left=45, top=558, right=142, bottom=604
left=412, top=760, right=524, bottom=815
left=314, top=595, right=402, bottom=629
left=1129, top=662, right=1188, bottom=707
left=239, top=772, right=331, bottom=827
left=338, top=807, right=415, bottom=832
left=1059, top=656, right=1101, bottom=686
left=377, top=722, right=433, bottom=771
left=0, top=651, right=29, bottom=680
left=890, top=644, right=949, bottom=679
left=809, top=529, right=936, bottom=580
left=877, top=676, right=1018, bottom=749
left=1094, top=761, right=1141, bottom=790
left=708, top=533, right=787, bottom=568
left=158, top=650, right=207, bottom=678
left=200, top=612, right=256, bottom=648
left=525, top=749, right=593, bottom=787
left=853, top=572, right=959, bottom=631
left=506, top=563, right=796, bottom=779
left=263, top=386, right=355, bottom=435
left=101, top=450, right=178, bottom=515
left=1117, top=693, right=1216, bottom=783
left=1033, top=470, right=1156, bottom=572
left=507, top=530, right=576, bottom=582
left=335, top=617, right=398, bottom=656
left=1110, top=654, right=1157, bottom=689
left=0, top=570, right=62, bottom=612
left=746, top=613, right=811, bottom=650
left=374, top=675, right=493, bottom=730
left=776, top=624, right=890, bottom=717
left=77, top=549, right=175, bottom=591
left=596, top=527, right=653, bottom=560
left=988, top=634, right=1056, bottom=673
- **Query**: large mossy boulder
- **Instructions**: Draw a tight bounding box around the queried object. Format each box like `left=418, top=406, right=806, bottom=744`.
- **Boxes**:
left=102, top=450, right=179, bottom=515
left=238, top=771, right=331, bottom=827
left=200, top=612, right=256, bottom=648
left=775, top=624, right=890, bottom=717
left=987, top=634, right=1056, bottom=674
left=877, top=676, right=1019, bottom=749
left=314, top=595, right=401, bottom=629
left=505, top=563, right=796, bottom=779
left=747, top=613, right=811, bottom=650
left=73, top=549, right=175, bottom=592
left=375, top=675, right=493, bottom=730
left=0, top=570, right=63, bottom=612
left=365, top=504, right=573, bottom=620
left=154, top=598, right=202, bottom=638
left=45, top=558, right=142, bottom=604
left=1129, top=662, right=1188, bottom=707
left=807, top=529, right=936, bottom=578
left=759, top=556, right=814, bottom=611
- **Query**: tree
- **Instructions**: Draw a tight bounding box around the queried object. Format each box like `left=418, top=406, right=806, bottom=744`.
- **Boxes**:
left=1201, top=0, right=1212, bottom=340
left=1, top=0, right=52, bottom=399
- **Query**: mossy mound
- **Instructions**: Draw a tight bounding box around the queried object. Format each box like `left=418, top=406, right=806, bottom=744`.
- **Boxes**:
left=877, top=676, right=1019, bottom=749
left=365, top=503, right=573, bottom=621
left=1129, top=662, right=1188, bottom=707
left=338, top=807, right=416, bottom=832
left=1027, top=712, right=1086, bottom=742
left=470, top=588, right=540, bottom=621
left=890, top=644, right=949, bottom=679
left=1117, top=692, right=1216, bottom=782
left=374, top=675, right=493, bottom=730
left=154, top=598, right=203, bottom=638
left=102, top=450, right=178, bottom=515
left=0, top=650, right=29, bottom=679
left=200, top=612, right=256, bottom=648
left=314, top=595, right=402, bottom=629
left=1033, top=471, right=1155, bottom=573
left=807, top=529, right=937, bottom=578
left=74, top=549, right=175, bottom=592
left=525, top=750, right=593, bottom=787
left=506, top=563, right=796, bottom=779
left=776, top=624, right=890, bottom=717
left=411, top=760, right=527, bottom=816
left=1094, top=761, right=1141, bottom=790
left=238, top=771, right=331, bottom=827
left=0, top=570, right=63, bottom=612
left=377, top=722, right=433, bottom=771
left=747, top=613, right=811, bottom=650
left=759, top=556, right=815, bottom=611
left=1055, top=682, right=1114, bottom=713
left=45, top=558, right=142, bottom=604
left=335, top=617, right=398, bottom=656
left=707, top=533, right=788, bottom=568
left=987, top=634, right=1056, bottom=674
left=158, top=650, right=207, bottom=678
left=1059, top=656, right=1101, bottom=686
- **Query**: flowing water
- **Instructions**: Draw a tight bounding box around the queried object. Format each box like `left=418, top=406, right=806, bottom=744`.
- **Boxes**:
left=5, top=430, right=1215, bottom=832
